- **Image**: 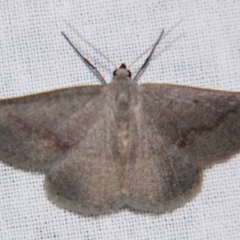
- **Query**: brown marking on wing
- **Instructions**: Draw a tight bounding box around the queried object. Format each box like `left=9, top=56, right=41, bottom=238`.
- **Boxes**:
left=8, top=113, right=71, bottom=151
left=176, top=108, right=237, bottom=148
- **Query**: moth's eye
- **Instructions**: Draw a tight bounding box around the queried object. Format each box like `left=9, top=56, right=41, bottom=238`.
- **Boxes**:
left=113, top=70, right=117, bottom=76
left=127, top=70, right=132, bottom=78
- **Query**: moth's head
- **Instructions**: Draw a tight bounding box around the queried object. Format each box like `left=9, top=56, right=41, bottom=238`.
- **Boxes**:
left=113, top=63, right=132, bottom=79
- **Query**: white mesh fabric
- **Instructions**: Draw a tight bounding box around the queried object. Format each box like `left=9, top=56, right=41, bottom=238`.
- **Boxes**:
left=0, top=1, right=240, bottom=239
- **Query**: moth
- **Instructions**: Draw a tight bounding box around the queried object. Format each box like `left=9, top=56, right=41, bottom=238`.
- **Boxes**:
left=0, top=27, right=240, bottom=215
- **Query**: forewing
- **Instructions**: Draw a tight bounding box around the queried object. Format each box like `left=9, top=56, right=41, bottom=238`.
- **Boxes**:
left=140, top=84, right=240, bottom=167
left=125, top=83, right=240, bottom=213
left=45, top=103, right=122, bottom=215
left=0, top=86, right=104, bottom=170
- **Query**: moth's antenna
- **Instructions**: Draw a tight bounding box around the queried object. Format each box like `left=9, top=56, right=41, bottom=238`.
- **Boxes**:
left=64, top=20, right=117, bottom=69
left=130, top=19, right=183, bottom=69
left=62, top=32, right=107, bottom=85
left=133, top=29, right=164, bottom=82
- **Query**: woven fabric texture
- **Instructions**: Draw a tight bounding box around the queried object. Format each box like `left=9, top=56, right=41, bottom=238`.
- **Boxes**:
left=0, top=1, right=240, bottom=239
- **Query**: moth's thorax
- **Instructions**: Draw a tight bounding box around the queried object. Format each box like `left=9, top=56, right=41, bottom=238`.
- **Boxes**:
left=110, top=77, right=137, bottom=121
left=108, top=73, right=138, bottom=160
